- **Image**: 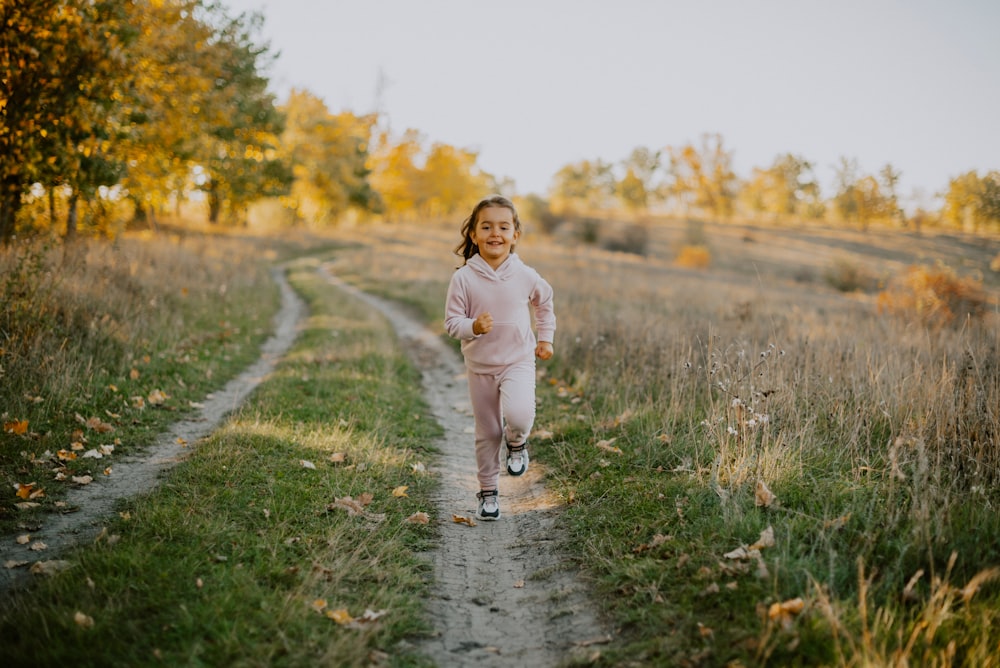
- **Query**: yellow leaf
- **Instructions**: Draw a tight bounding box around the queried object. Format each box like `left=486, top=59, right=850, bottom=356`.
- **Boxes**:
left=329, top=452, right=346, bottom=463
left=767, top=597, right=805, bottom=629
left=392, top=486, right=409, bottom=498
left=74, top=611, right=95, bottom=629
left=15, top=482, right=35, bottom=499
left=452, top=514, right=477, bottom=527
left=147, top=389, right=168, bottom=405
left=129, top=368, right=140, bottom=380
left=326, top=608, right=353, bottom=625
left=310, top=598, right=327, bottom=613
left=406, top=512, right=430, bottom=524
left=58, top=449, right=77, bottom=461
left=3, top=419, right=28, bottom=435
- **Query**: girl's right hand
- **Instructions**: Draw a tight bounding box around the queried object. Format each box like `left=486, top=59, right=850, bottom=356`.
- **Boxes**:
left=472, top=312, right=493, bottom=335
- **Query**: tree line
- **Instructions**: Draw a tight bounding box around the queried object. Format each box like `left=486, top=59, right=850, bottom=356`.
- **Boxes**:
left=2, top=1, right=997, bottom=245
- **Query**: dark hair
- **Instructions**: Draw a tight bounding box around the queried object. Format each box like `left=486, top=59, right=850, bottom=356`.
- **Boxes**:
left=453, top=194, right=521, bottom=264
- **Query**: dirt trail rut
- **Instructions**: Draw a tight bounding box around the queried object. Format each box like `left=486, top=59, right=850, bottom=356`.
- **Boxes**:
left=0, top=268, right=305, bottom=593
left=321, top=267, right=609, bottom=667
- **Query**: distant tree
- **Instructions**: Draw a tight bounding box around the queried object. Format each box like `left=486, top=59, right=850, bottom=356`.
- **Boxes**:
left=369, top=128, right=424, bottom=220
left=280, top=90, right=377, bottom=226
left=740, top=153, right=821, bottom=222
left=616, top=147, right=661, bottom=213
left=833, top=157, right=897, bottom=230
left=549, top=159, right=615, bottom=216
left=421, top=143, right=490, bottom=218
left=198, top=9, right=289, bottom=224
left=666, top=133, right=737, bottom=219
left=942, top=170, right=1000, bottom=233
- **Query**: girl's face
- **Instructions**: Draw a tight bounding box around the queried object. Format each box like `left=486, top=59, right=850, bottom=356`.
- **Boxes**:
left=472, top=206, right=519, bottom=268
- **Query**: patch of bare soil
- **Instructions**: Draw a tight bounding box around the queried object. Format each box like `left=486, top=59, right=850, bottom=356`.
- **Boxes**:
left=0, top=268, right=305, bottom=593
left=320, top=267, right=611, bottom=667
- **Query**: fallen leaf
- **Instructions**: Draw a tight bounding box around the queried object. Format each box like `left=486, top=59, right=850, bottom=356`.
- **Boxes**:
left=595, top=438, right=622, bottom=454
left=15, top=502, right=41, bottom=510
left=98, top=444, right=115, bottom=455
left=533, top=429, right=554, bottom=440
left=326, top=608, right=353, bottom=625
left=357, top=492, right=374, bottom=506
left=300, top=459, right=317, bottom=470
left=74, top=611, right=95, bottom=629
left=767, top=597, right=805, bottom=630
left=514, top=580, right=525, bottom=588
left=698, top=622, right=714, bottom=638
left=16, top=534, right=30, bottom=545
left=391, top=485, right=409, bottom=498
left=4, top=560, right=29, bottom=569
left=30, top=541, right=48, bottom=551
left=823, top=513, right=851, bottom=530
left=147, top=389, right=168, bottom=405
left=3, top=419, right=28, bottom=435
left=405, top=511, right=430, bottom=524
left=30, top=560, right=73, bottom=576
left=452, top=514, right=477, bottom=527
left=750, top=525, right=776, bottom=551
left=329, top=452, right=346, bottom=463
left=755, top=480, right=778, bottom=508
left=82, top=449, right=103, bottom=459
left=14, top=482, right=37, bottom=500
left=57, top=449, right=77, bottom=461
left=410, top=462, right=426, bottom=473
left=70, top=442, right=85, bottom=451
left=71, top=475, right=94, bottom=486
left=129, top=368, right=140, bottom=380
left=310, top=598, right=328, bottom=613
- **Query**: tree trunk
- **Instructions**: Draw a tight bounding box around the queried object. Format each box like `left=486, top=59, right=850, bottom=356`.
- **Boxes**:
left=0, top=187, right=21, bottom=246
left=65, top=192, right=79, bottom=242
left=208, top=182, right=221, bottom=224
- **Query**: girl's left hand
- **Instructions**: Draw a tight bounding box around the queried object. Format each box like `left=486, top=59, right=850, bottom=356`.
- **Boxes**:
left=535, top=341, right=553, bottom=360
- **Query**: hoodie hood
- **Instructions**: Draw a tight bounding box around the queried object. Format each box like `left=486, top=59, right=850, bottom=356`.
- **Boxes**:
left=467, top=253, right=523, bottom=282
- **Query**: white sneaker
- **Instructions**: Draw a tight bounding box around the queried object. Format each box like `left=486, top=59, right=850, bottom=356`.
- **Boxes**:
left=505, top=441, right=529, bottom=476
left=476, top=490, right=500, bottom=521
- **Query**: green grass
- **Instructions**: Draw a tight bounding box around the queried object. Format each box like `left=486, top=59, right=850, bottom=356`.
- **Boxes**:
left=0, top=250, right=442, bottom=666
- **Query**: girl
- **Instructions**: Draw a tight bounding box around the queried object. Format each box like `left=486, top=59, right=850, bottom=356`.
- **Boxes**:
left=444, top=195, right=556, bottom=521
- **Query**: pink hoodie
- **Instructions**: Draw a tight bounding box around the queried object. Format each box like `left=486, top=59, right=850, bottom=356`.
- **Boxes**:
left=444, top=253, right=555, bottom=373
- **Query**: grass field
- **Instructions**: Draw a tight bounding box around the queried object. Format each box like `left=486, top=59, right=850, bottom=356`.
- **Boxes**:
left=2, top=217, right=998, bottom=666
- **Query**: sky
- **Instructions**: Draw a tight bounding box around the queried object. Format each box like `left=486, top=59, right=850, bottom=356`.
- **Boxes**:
left=221, top=0, right=1000, bottom=208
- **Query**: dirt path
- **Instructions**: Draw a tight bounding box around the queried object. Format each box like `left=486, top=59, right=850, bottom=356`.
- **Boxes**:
left=320, top=267, right=610, bottom=666
left=0, top=268, right=305, bottom=593
left=3, top=264, right=611, bottom=666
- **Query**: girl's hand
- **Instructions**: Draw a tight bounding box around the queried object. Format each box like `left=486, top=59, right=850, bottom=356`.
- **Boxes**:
left=472, top=312, right=493, bottom=335
left=535, top=341, right=553, bottom=360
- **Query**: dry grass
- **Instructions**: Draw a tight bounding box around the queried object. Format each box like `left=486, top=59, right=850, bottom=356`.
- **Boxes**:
left=330, top=218, right=1000, bottom=664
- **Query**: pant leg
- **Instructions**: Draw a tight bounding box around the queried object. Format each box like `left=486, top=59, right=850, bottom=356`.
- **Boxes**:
left=499, top=360, right=537, bottom=448
left=467, top=370, right=502, bottom=491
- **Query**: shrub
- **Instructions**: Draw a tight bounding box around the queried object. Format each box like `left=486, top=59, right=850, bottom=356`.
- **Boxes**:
left=823, top=257, right=875, bottom=292
left=674, top=244, right=711, bottom=269
left=877, top=263, right=989, bottom=325
left=601, top=223, right=649, bottom=256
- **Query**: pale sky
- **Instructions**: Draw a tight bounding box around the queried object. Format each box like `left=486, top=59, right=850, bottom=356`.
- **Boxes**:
left=222, top=0, right=999, bottom=208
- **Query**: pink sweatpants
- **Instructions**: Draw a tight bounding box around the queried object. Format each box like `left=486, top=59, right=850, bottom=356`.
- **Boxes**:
left=467, top=360, right=536, bottom=492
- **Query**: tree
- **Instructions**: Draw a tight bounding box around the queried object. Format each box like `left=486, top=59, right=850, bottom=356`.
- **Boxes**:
left=665, top=133, right=737, bottom=219
left=0, top=0, right=132, bottom=243
left=421, top=143, right=489, bottom=218
left=280, top=90, right=378, bottom=226
left=549, top=159, right=615, bottom=215
left=197, top=8, right=289, bottom=224
left=369, top=128, right=424, bottom=220
left=616, top=147, right=661, bottom=213
left=833, top=157, right=896, bottom=230
left=942, top=170, right=1000, bottom=233
left=740, top=153, right=822, bottom=222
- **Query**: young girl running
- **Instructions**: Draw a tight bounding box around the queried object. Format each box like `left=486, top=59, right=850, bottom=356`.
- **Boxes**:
left=444, top=195, right=556, bottom=521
